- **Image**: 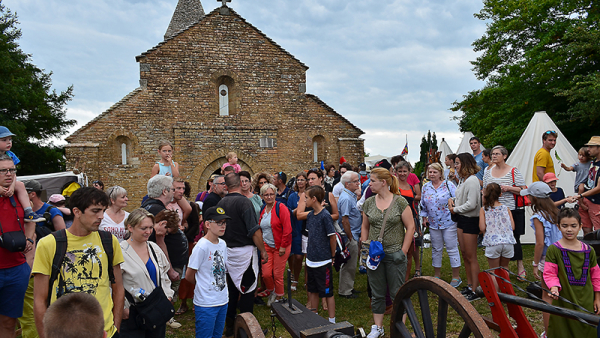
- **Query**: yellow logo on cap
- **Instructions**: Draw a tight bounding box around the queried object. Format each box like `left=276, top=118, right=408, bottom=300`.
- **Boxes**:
left=216, top=207, right=225, bottom=215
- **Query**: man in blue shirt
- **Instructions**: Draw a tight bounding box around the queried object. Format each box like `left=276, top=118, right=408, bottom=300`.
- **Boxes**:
left=470, top=137, right=487, bottom=184
left=337, top=171, right=363, bottom=298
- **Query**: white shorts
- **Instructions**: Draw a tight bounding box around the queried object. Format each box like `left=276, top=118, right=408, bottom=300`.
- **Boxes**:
left=484, top=244, right=514, bottom=259
left=301, top=235, right=308, bottom=254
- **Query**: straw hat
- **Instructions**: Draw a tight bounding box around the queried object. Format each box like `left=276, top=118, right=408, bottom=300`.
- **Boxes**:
left=584, top=136, right=600, bottom=146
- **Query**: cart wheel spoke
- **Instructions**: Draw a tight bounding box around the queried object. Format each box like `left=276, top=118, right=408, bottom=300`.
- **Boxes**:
left=403, top=298, right=425, bottom=338
left=436, top=296, right=448, bottom=338
left=417, top=289, right=434, bottom=338
left=395, top=320, right=413, bottom=337
left=458, top=323, right=472, bottom=338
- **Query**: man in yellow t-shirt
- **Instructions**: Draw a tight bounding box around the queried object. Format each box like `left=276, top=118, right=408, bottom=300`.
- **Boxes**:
left=32, top=187, right=124, bottom=338
left=532, top=130, right=557, bottom=182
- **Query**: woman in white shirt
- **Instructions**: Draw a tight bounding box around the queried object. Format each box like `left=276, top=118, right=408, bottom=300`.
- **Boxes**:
left=120, top=208, right=173, bottom=338
left=99, top=185, right=130, bottom=242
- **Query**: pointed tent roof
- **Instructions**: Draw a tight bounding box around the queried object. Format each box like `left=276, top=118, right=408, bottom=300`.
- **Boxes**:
left=439, top=138, right=454, bottom=170
left=164, top=0, right=205, bottom=40
left=456, top=131, right=486, bottom=154
left=506, top=111, right=579, bottom=244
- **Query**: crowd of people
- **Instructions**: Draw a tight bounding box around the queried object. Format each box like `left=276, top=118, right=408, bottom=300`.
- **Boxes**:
left=1, top=125, right=600, bottom=338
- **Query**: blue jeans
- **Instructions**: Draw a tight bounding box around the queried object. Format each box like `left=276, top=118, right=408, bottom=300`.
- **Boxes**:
left=195, top=304, right=228, bottom=338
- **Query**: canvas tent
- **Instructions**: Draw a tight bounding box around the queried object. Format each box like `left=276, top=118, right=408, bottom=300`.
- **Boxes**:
left=17, top=171, right=87, bottom=200
left=364, top=155, right=392, bottom=169
left=439, top=138, right=454, bottom=170
left=506, top=111, right=579, bottom=243
left=456, top=131, right=486, bottom=154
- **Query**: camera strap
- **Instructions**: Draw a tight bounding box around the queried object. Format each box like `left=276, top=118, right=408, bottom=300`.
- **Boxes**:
left=0, top=196, right=24, bottom=235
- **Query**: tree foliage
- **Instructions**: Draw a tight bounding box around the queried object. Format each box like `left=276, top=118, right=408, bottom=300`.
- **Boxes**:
left=0, top=2, right=74, bottom=174
left=413, top=131, right=438, bottom=179
left=451, top=0, right=600, bottom=151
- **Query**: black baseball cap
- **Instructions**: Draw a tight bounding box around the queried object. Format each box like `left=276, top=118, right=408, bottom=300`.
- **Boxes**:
left=204, top=206, right=231, bottom=222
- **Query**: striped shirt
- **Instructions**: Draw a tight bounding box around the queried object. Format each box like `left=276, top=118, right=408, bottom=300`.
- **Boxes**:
left=483, top=167, right=525, bottom=210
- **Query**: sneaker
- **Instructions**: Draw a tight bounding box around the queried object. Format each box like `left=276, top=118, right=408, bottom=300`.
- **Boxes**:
left=166, top=317, right=182, bottom=329
left=460, top=286, right=472, bottom=295
left=25, top=211, right=45, bottom=223
left=464, top=290, right=479, bottom=302
left=366, top=325, right=384, bottom=338
left=450, top=278, right=462, bottom=288
left=267, top=292, right=277, bottom=307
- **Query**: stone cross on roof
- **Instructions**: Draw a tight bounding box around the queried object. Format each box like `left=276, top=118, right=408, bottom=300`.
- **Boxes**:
left=218, top=0, right=231, bottom=7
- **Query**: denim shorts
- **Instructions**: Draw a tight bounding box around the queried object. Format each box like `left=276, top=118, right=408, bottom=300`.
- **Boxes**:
left=0, top=262, right=30, bottom=318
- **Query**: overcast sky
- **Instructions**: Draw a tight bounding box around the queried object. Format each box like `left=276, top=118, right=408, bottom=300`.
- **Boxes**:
left=6, top=0, right=487, bottom=163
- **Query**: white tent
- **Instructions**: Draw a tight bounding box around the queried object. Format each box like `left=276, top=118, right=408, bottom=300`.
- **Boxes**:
left=439, top=138, right=454, bottom=169
left=17, top=171, right=87, bottom=199
left=506, top=111, right=579, bottom=243
left=364, top=155, right=392, bottom=169
left=456, top=131, right=486, bottom=154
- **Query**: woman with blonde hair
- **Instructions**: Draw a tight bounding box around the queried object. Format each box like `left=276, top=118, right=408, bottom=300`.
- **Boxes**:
left=420, top=162, right=461, bottom=286
left=448, top=153, right=482, bottom=301
left=360, top=168, right=415, bottom=338
left=100, top=185, right=130, bottom=242
left=120, top=208, right=174, bottom=338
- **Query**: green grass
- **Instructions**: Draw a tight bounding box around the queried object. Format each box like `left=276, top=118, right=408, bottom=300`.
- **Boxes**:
left=164, top=244, right=544, bottom=338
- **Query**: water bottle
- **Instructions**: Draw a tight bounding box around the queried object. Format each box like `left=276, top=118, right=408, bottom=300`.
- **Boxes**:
left=130, top=287, right=146, bottom=301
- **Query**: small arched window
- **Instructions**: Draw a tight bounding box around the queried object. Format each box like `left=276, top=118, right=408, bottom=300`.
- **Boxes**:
left=121, top=143, right=127, bottom=165
left=219, top=84, right=229, bottom=116
left=115, top=136, right=131, bottom=165
left=312, top=135, right=325, bottom=163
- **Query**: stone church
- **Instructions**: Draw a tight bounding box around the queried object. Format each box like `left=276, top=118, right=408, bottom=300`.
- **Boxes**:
left=65, top=0, right=364, bottom=203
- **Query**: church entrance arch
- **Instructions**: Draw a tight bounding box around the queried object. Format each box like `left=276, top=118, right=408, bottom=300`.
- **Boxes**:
left=197, top=157, right=255, bottom=191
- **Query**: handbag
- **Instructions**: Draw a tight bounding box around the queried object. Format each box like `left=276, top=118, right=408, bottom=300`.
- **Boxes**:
left=125, top=244, right=175, bottom=330
left=445, top=180, right=459, bottom=223
left=366, top=195, right=398, bottom=270
left=511, top=168, right=531, bottom=207
left=0, top=197, right=27, bottom=252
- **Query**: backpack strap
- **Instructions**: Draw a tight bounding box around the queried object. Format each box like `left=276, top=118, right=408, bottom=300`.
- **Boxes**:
left=98, top=230, right=115, bottom=284
left=260, top=202, right=281, bottom=220
left=48, top=229, right=68, bottom=307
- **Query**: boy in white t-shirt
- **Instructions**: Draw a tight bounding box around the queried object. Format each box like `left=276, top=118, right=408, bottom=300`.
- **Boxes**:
left=185, top=206, right=230, bottom=338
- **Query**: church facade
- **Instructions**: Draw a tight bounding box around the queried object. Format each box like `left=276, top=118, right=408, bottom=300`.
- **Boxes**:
left=65, top=0, right=364, bottom=203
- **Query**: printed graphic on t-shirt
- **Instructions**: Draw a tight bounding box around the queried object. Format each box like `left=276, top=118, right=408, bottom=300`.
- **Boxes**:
left=57, top=245, right=106, bottom=298
left=587, top=162, right=600, bottom=190
left=212, top=250, right=226, bottom=291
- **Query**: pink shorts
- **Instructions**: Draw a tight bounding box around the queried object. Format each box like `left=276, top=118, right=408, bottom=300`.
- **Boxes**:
left=579, top=199, right=600, bottom=230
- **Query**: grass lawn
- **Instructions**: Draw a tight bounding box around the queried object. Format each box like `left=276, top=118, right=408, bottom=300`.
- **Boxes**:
left=165, top=244, right=545, bottom=338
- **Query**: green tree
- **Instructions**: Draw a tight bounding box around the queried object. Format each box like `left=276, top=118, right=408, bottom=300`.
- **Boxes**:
left=451, top=0, right=600, bottom=151
left=0, top=2, right=74, bottom=174
left=413, top=131, right=438, bottom=179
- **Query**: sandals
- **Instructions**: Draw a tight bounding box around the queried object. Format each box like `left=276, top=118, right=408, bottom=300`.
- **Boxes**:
left=517, top=270, right=527, bottom=282
left=450, top=278, right=462, bottom=288
left=413, top=270, right=421, bottom=278
left=291, top=280, right=298, bottom=291
left=257, top=289, right=270, bottom=298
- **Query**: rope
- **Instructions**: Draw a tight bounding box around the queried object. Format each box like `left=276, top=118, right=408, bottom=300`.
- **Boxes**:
left=482, top=267, right=598, bottom=327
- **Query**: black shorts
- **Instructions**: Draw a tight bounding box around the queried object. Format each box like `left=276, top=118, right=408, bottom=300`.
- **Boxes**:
left=306, top=263, right=334, bottom=298
left=457, top=215, right=480, bottom=235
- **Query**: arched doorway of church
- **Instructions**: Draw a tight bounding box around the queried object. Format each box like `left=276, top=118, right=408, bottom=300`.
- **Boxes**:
left=198, top=157, right=254, bottom=191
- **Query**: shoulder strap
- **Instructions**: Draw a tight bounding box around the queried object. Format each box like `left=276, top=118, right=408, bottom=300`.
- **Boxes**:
left=98, top=230, right=115, bottom=284
left=275, top=201, right=281, bottom=218
left=378, top=195, right=399, bottom=241
left=147, top=243, right=162, bottom=288
left=511, top=167, right=516, bottom=186
left=48, top=229, right=68, bottom=307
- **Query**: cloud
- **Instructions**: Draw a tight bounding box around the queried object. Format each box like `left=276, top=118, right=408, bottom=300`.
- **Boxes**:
left=5, top=0, right=487, bottom=162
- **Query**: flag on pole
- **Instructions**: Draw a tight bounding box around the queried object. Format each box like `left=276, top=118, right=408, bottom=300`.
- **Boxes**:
left=400, top=135, right=408, bottom=156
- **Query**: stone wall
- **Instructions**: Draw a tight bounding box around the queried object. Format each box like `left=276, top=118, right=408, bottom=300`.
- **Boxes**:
left=65, top=7, right=364, bottom=209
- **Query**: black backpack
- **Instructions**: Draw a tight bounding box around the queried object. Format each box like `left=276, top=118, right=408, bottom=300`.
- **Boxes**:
left=35, top=205, right=58, bottom=243
left=46, top=229, right=115, bottom=306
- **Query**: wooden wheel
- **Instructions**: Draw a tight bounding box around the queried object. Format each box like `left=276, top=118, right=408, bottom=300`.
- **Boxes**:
left=234, top=313, right=266, bottom=338
left=390, top=276, right=493, bottom=338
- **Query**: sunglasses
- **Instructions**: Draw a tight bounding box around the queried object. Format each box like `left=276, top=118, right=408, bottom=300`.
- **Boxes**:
left=545, top=130, right=556, bottom=134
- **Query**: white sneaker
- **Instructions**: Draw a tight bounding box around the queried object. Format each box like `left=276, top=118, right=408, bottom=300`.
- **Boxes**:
left=366, top=325, right=384, bottom=338
left=166, top=317, right=182, bottom=329
left=267, top=292, right=277, bottom=307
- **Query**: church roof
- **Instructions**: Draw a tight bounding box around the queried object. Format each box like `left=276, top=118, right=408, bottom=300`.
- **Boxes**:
left=65, top=88, right=144, bottom=142
left=164, top=0, right=205, bottom=40
left=137, top=7, right=308, bottom=70
left=305, top=94, right=364, bottom=134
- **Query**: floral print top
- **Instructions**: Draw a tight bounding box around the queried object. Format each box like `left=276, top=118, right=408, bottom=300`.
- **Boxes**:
left=419, top=180, right=456, bottom=230
left=482, top=204, right=516, bottom=246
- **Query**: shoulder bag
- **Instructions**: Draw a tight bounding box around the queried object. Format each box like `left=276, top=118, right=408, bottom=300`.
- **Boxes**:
left=125, top=244, right=175, bottom=330
left=512, top=167, right=531, bottom=207
left=0, top=196, right=27, bottom=252
left=367, top=194, right=399, bottom=270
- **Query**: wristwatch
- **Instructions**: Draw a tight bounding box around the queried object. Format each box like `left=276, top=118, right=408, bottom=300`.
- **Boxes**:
left=27, top=238, right=34, bottom=244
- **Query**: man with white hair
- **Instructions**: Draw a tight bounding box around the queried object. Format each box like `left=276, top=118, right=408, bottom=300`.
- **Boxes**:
left=337, top=171, right=362, bottom=298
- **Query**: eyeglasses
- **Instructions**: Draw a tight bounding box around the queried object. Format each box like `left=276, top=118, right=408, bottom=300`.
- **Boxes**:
left=207, top=220, right=227, bottom=226
left=351, top=180, right=360, bottom=184
left=263, top=193, right=275, bottom=197
left=214, top=182, right=226, bottom=185
left=0, top=168, right=16, bottom=175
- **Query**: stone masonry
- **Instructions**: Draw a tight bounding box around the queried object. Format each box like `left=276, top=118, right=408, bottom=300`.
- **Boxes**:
left=65, top=2, right=364, bottom=208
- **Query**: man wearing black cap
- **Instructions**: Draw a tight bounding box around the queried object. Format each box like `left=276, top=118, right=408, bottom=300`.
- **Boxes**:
left=185, top=206, right=230, bottom=338
left=25, top=180, right=66, bottom=235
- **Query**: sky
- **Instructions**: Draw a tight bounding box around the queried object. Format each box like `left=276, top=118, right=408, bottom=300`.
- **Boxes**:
left=5, top=0, right=488, bottom=163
